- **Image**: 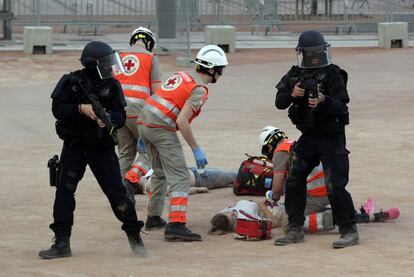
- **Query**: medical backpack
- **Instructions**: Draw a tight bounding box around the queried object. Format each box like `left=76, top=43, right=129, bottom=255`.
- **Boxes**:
left=232, top=154, right=273, bottom=196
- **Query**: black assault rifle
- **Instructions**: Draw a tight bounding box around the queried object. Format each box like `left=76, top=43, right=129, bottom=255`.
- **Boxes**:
left=76, top=80, right=118, bottom=145
left=298, top=76, right=320, bottom=99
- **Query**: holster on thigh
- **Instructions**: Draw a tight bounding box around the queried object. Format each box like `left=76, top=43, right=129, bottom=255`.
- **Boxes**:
left=286, top=153, right=315, bottom=188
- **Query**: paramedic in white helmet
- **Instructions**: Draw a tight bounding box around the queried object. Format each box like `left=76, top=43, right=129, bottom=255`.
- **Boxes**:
left=137, top=45, right=228, bottom=241
left=116, top=26, right=161, bottom=193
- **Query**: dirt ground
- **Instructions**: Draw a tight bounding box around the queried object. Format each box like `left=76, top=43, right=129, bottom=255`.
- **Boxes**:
left=0, top=46, right=413, bottom=277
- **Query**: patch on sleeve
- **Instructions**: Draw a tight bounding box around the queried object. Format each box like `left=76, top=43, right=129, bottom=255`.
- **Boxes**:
left=161, top=74, right=183, bottom=91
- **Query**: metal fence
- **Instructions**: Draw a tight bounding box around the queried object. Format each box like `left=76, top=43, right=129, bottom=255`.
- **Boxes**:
left=156, top=0, right=192, bottom=59
left=11, top=0, right=156, bottom=32
left=2, top=1, right=414, bottom=54
left=6, top=1, right=414, bottom=30
left=1, top=0, right=12, bottom=39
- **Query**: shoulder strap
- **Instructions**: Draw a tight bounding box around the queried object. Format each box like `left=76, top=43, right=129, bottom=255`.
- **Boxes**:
left=244, top=153, right=272, bottom=166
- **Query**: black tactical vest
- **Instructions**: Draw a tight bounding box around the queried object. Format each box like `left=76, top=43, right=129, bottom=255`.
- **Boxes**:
left=286, top=65, right=349, bottom=135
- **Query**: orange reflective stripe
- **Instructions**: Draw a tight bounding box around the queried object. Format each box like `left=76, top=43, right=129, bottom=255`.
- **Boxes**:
left=125, top=170, right=140, bottom=183
left=124, top=90, right=150, bottom=100
left=136, top=120, right=177, bottom=132
left=145, top=98, right=179, bottom=125
left=307, top=186, right=328, bottom=197
left=169, top=211, right=186, bottom=223
left=309, top=213, right=318, bottom=233
left=125, top=164, right=148, bottom=183
left=307, top=170, right=324, bottom=183
left=169, top=194, right=188, bottom=223
left=121, top=84, right=151, bottom=94
left=170, top=197, right=188, bottom=206
left=306, top=168, right=326, bottom=197
left=132, top=164, right=148, bottom=176
left=147, top=94, right=181, bottom=119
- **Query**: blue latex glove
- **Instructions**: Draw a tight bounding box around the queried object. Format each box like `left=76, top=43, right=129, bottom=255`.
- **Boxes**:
left=265, top=190, right=279, bottom=206
left=192, top=147, right=208, bottom=169
left=265, top=190, right=273, bottom=202
left=137, top=138, right=146, bottom=153
left=264, top=178, right=272, bottom=189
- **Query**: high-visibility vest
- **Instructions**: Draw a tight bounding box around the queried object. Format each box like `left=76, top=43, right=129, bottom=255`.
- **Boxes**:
left=139, top=71, right=208, bottom=130
left=274, top=139, right=294, bottom=153
left=116, top=50, right=154, bottom=117
left=274, top=140, right=327, bottom=197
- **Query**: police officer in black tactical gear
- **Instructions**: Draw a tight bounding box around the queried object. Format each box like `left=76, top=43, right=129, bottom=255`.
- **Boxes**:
left=39, top=41, right=147, bottom=259
left=273, top=30, right=359, bottom=248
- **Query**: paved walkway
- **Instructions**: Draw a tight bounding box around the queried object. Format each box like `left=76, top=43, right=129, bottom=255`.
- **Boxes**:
left=1, top=31, right=413, bottom=52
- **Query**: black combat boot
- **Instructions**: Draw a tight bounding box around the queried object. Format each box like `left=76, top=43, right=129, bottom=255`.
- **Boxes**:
left=274, top=226, right=305, bottom=246
left=39, top=236, right=72, bottom=259
left=127, top=232, right=147, bottom=257
left=333, top=224, right=359, bottom=249
left=145, top=216, right=167, bottom=230
left=164, top=222, right=202, bottom=241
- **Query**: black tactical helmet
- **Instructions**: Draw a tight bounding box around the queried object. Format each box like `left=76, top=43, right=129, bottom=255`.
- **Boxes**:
left=80, top=41, right=114, bottom=68
left=296, top=30, right=331, bottom=68
left=297, top=30, right=327, bottom=49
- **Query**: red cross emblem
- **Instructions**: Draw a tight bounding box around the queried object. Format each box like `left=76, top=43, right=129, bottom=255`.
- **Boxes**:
left=124, top=59, right=135, bottom=71
left=162, top=74, right=182, bottom=91
left=167, top=78, right=177, bottom=86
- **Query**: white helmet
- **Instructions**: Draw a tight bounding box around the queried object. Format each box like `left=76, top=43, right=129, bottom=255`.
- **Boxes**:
left=129, top=26, right=155, bottom=51
left=195, top=45, right=228, bottom=69
left=259, top=126, right=287, bottom=158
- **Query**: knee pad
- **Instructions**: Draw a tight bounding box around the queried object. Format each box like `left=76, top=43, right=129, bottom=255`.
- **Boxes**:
left=113, top=197, right=135, bottom=217
left=60, top=170, right=83, bottom=192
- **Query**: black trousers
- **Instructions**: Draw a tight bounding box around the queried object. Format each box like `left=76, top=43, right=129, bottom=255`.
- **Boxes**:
left=285, top=133, right=356, bottom=228
left=49, top=141, right=143, bottom=237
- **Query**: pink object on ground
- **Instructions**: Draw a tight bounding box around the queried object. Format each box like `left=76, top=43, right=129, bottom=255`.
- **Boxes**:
left=363, top=196, right=375, bottom=215
left=379, top=208, right=400, bottom=221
